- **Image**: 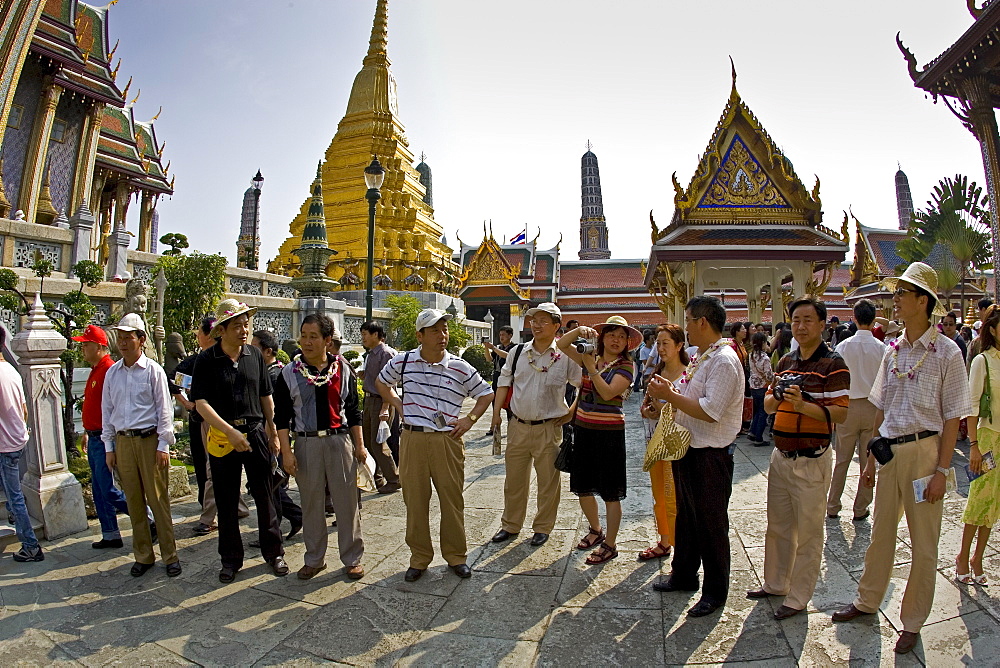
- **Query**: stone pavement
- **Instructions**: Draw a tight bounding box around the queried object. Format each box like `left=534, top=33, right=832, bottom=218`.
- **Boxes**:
left=2, top=395, right=1000, bottom=666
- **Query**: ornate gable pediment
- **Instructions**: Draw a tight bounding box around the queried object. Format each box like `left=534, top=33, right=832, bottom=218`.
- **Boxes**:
left=697, top=133, right=790, bottom=209
left=458, top=237, right=526, bottom=296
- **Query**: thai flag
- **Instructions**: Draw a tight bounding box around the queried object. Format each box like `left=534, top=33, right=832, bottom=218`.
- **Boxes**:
left=509, top=230, right=527, bottom=244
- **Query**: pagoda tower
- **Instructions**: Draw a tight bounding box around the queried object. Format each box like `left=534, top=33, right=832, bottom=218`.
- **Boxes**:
left=895, top=167, right=914, bottom=230
left=579, top=143, right=610, bottom=259
left=236, top=176, right=261, bottom=268
left=269, top=0, right=457, bottom=291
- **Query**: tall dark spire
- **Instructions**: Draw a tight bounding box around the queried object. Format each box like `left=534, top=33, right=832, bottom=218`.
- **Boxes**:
left=416, top=152, right=433, bottom=207
left=895, top=166, right=914, bottom=230
left=579, top=142, right=610, bottom=259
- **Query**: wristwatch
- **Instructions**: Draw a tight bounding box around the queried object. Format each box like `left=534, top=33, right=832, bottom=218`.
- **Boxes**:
left=936, top=466, right=950, bottom=476
left=468, top=413, right=479, bottom=423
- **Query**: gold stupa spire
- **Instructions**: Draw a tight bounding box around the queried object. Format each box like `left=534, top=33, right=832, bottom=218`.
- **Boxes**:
left=269, top=0, right=457, bottom=293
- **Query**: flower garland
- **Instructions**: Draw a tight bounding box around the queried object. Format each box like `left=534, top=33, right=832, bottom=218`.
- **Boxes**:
left=888, top=330, right=938, bottom=380
left=679, top=338, right=730, bottom=385
left=292, top=353, right=337, bottom=386
left=527, top=346, right=563, bottom=373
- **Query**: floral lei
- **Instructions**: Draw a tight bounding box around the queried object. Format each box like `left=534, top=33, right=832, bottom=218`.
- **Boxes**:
left=680, top=338, right=730, bottom=385
left=888, top=329, right=937, bottom=380
left=527, top=346, right=563, bottom=373
left=292, top=353, right=337, bottom=386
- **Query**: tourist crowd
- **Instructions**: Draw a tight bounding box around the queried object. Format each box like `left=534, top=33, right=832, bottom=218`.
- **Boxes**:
left=2, top=259, right=998, bottom=656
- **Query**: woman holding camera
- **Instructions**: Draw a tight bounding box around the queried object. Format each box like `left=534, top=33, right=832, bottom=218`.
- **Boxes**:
left=638, top=324, right=688, bottom=560
left=958, top=305, right=1000, bottom=585
left=559, top=316, right=641, bottom=565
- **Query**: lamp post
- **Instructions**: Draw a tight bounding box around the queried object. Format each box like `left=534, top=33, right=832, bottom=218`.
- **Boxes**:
left=484, top=309, right=494, bottom=344
left=249, top=169, right=264, bottom=270
left=364, top=157, right=385, bottom=323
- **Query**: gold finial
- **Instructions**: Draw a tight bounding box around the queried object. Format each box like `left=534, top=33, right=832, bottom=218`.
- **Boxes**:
left=121, top=75, right=132, bottom=99
left=111, top=58, right=120, bottom=80
left=151, top=106, right=162, bottom=122
left=129, top=88, right=141, bottom=107
left=164, top=160, right=170, bottom=174
left=729, top=55, right=737, bottom=88
left=367, top=0, right=389, bottom=59
left=157, top=141, right=166, bottom=158
left=108, top=39, right=119, bottom=62
left=896, top=32, right=921, bottom=82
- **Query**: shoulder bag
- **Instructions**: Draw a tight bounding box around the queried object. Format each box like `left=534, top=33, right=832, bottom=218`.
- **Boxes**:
left=500, top=344, right=525, bottom=412
left=642, top=402, right=692, bottom=471
left=981, top=354, right=993, bottom=422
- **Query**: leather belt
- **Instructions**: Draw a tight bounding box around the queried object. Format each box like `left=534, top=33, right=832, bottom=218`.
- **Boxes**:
left=86, top=429, right=102, bottom=438
left=117, top=427, right=156, bottom=438
left=883, top=430, right=938, bottom=445
left=230, top=418, right=262, bottom=433
left=294, top=428, right=348, bottom=437
left=779, top=445, right=830, bottom=460
left=512, top=414, right=553, bottom=426
left=402, top=424, right=444, bottom=432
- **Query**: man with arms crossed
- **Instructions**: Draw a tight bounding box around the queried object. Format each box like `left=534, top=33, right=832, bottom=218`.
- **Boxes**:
left=377, top=309, right=494, bottom=582
left=646, top=295, right=744, bottom=617
left=832, top=262, right=970, bottom=655
left=490, top=303, right=581, bottom=547
left=360, top=321, right=401, bottom=491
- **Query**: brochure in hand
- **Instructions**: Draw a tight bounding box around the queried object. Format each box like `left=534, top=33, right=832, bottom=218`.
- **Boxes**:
left=174, top=372, right=192, bottom=391
left=964, top=450, right=996, bottom=482
left=913, top=467, right=958, bottom=503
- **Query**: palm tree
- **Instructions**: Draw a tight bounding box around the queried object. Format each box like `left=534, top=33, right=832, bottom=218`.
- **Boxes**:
left=897, top=175, right=993, bottom=318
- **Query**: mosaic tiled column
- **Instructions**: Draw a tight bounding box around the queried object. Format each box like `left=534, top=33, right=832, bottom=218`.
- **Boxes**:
left=11, top=293, right=88, bottom=539
left=70, top=103, right=105, bottom=214
left=17, top=79, right=62, bottom=224
left=0, top=0, right=46, bottom=151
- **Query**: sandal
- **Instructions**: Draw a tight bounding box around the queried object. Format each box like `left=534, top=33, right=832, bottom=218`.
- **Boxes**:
left=972, top=557, right=989, bottom=586
left=638, top=542, right=672, bottom=561
left=576, top=527, right=604, bottom=551
left=955, top=559, right=974, bottom=585
left=586, top=542, right=618, bottom=565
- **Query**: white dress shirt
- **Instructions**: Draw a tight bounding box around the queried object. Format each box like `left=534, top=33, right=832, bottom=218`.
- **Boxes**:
left=869, top=327, right=971, bottom=438
left=101, top=354, right=175, bottom=453
left=835, top=329, right=886, bottom=400
left=675, top=343, right=745, bottom=449
left=498, top=340, right=582, bottom=421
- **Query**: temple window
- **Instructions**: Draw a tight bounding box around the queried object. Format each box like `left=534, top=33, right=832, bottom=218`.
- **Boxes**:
left=6, top=105, right=23, bottom=129
left=51, top=119, right=67, bottom=143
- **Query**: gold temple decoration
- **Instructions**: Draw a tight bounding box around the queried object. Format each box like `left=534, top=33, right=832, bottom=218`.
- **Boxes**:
left=0, top=157, right=10, bottom=218
left=805, top=261, right=834, bottom=298
left=699, top=136, right=789, bottom=208
left=35, top=162, right=58, bottom=225
left=849, top=214, right=879, bottom=287
left=458, top=235, right=528, bottom=299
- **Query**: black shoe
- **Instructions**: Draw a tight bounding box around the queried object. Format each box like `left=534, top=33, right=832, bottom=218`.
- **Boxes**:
left=286, top=522, right=302, bottom=541
left=652, top=578, right=699, bottom=593
left=687, top=599, right=722, bottom=617
left=166, top=561, right=182, bottom=577
left=130, top=561, right=155, bottom=577
left=853, top=511, right=871, bottom=522
left=404, top=567, right=425, bottom=582
left=530, top=533, right=549, bottom=547
left=491, top=529, right=518, bottom=543
left=92, top=538, right=124, bottom=549
left=13, top=546, right=44, bottom=562
left=746, top=588, right=777, bottom=599
left=270, top=556, right=289, bottom=576
left=219, top=565, right=239, bottom=583
left=450, top=563, right=472, bottom=578
left=193, top=523, right=217, bottom=536
left=377, top=482, right=401, bottom=494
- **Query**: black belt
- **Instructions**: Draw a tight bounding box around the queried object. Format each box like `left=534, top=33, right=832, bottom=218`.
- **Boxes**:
left=402, top=424, right=446, bottom=432
left=294, top=428, right=349, bottom=437
left=117, top=427, right=156, bottom=438
left=86, top=429, right=102, bottom=438
left=512, top=414, right=554, bottom=426
left=230, top=418, right=262, bottom=433
left=882, top=430, right=938, bottom=445
left=779, top=445, right=830, bottom=460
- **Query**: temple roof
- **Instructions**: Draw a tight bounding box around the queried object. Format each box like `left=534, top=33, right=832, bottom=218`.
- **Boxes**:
left=559, top=260, right=646, bottom=293
left=96, top=105, right=172, bottom=194
left=457, top=235, right=528, bottom=300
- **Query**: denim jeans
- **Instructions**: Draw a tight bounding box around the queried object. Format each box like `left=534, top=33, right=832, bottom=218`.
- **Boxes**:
left=87, top=432, right=129, bottom=540
left=0, top=449, right=39, bottom=550
left=749, top=388, right=768, bottom=440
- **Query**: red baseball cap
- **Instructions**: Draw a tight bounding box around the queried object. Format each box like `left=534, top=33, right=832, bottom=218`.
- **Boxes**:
left=71, top=324, right=108, bottom=347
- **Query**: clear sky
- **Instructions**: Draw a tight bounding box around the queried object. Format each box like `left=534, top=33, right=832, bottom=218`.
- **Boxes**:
left=108, top=0, right=987, bottom=265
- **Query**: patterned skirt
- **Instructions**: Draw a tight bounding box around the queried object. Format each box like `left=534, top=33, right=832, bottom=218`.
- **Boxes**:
left=962, top=427, right=1000, bottom=527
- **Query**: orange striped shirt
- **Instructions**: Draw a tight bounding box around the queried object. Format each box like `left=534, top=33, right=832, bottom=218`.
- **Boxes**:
left=768, top=343, right=850, bottom=451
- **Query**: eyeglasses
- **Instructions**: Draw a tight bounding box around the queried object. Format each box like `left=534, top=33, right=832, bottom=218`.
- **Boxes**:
left=684, top=316, right=703, bottom=324
left=892, top=287, right=919, bottom=297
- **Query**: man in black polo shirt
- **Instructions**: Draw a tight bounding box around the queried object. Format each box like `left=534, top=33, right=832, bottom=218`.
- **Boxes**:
left=191, top=299, right=287, bottom=583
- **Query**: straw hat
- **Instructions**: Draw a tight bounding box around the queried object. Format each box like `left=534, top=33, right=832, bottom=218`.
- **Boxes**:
left=209, top=299, right=257, bottom=338
left=594, top=315, right=643, bottom=350
left=880, top=262, right=947, bottom=317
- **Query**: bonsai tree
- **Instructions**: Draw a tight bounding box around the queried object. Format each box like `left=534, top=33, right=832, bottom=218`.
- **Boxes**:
left=159, top=232, right=189, bottom=257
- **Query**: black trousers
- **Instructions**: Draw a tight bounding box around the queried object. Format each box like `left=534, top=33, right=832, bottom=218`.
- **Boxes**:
left=274, top=455, right=302, bottom=528
left=209, top=427, right=284, bottom=569
left=189, top=417, right=208, bottom=507
left=671, top=446, right=735, bottom=605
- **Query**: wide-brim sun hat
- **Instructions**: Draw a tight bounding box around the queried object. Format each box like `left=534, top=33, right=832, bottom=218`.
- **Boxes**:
left=594, top=315, right=643, bottom=349
left=873, top=317, right=902, bottom=336
left=880, top=261, right=947, bottom=317
left=209, top=299, right=258, bottom=338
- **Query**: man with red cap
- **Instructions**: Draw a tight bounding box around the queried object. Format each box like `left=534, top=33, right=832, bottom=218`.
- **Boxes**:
left=73, top=325, right=134, bottom=549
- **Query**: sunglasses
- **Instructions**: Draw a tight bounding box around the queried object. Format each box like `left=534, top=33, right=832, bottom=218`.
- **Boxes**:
left=892, top=287, right=919, bottom=297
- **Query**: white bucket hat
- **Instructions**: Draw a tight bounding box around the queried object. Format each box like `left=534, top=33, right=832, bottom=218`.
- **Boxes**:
left=881, top=262, right=947, bottom=317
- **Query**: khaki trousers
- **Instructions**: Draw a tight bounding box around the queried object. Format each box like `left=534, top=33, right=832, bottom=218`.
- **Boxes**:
left=399, top=429, right=466, bottom=568
left=362, top=395, right=399, bottom=486
left=827, top=398, right=877, bottom=517
left=294, top=433, right=363, bottom=568
left=855, top=434, right=943, bottom=632
left=762, top=446, right=831, bottom=611
left=116, top=433, right=178, bottom=565
left=501, top=418, right=562, bottom=534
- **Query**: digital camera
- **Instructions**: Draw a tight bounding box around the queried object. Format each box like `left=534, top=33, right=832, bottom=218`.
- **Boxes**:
left=573, top=338, right=596, bottom=355
left=772, top=373, right=812, bottom=403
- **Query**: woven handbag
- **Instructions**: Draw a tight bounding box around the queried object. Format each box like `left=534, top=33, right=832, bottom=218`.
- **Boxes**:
left=642, top=402, right=692, bottom=471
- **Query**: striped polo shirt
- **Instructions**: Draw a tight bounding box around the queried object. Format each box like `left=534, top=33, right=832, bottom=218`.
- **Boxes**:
left=573, top=357, right=634, bottom=430
left=768, top=342, right=851, bottom=451
left=378, top=347, right=493, bottom=431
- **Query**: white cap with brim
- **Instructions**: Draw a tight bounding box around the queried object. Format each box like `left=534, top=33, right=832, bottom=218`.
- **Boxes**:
left=112, top=312, right=147, bottom=334
left=525, top=302, right=561, bottom=320
left=415, top=308, right=454, bottom=331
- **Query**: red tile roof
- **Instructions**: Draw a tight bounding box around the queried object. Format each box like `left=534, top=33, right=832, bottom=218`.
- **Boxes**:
left=670, top=227, right=843, bottom=247
left=559, top=263, right=646, bottom=291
